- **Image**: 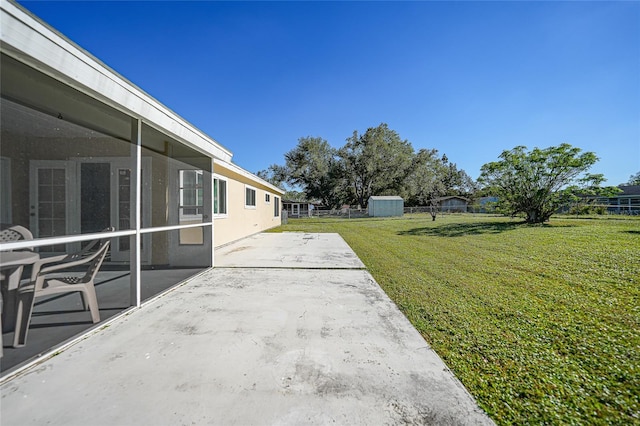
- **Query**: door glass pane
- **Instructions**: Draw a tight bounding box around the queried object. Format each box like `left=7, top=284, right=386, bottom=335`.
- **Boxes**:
left=36, top=167, right=67, bottom=252
left=81, top=163, right=110, bottom=234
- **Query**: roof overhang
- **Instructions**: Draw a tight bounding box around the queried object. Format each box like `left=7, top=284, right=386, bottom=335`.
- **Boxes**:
left=214, top=158, right=285, bottom=195
left=1, top=0, right=233, bottom=162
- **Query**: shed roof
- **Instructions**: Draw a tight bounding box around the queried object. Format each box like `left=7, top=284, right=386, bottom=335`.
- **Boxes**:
left=369, top=196, right=404, bottom=201
left=434, top=196, right=470, bottom=202
left=282, top=200, right=317, bottom=205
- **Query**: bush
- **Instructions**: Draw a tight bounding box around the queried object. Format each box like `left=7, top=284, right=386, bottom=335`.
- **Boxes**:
left=569, top=204, right=607, bottom=215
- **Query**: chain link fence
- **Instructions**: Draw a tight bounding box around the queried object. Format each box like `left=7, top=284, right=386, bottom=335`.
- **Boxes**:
left=282, top=201, right=640, bottom=222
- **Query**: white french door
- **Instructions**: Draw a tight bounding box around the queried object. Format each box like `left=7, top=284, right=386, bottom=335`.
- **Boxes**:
left=29, top=158, right=151, bottom=262
left=29, top=161, right=78, bottom=253
left=79, top=158, right=151, bottom=263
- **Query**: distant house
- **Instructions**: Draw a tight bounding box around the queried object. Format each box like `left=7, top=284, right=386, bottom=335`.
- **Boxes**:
left=597, top=185, right=640, bottom=214
left=282, top=200, right=317, bottom=218
left=435, top=196, right=469, bottom=213
left=368, top=196, right=404, bottom=217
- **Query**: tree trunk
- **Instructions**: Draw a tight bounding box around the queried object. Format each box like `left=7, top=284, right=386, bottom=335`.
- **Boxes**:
left=430, top=204, right=437, bottom=221
left=526, top=210, right=537, bottom=223
left=526, top=209, right=549, bottom=224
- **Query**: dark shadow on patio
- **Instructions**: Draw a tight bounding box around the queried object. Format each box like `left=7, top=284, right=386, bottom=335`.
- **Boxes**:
left=1, top=266, right=206, bottom=375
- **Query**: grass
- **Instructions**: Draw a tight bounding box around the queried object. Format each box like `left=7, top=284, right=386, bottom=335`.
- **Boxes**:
left=270, top=214, right=640, bottom=425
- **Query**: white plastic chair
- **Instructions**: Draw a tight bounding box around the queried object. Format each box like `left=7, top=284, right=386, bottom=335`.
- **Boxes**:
left=0, top=225, right=34, bottom=356
left=12, top=228, right=113, bottom=347
left=0, top=225, right=34, bottom=246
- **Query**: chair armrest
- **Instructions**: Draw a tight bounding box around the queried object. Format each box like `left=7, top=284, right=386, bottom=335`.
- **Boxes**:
left=30, top=253, right=72, bottom=281
left=36, top=242, right=108, bottom=276
left=29, top=231, right=111, bottom=281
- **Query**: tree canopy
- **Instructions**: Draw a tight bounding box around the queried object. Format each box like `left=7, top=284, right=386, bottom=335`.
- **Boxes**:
left=478, top=144, right=600, bottom=223
left=339, top=124, right=414, bottom=207
left=400, top=151, right=475, bottom=219
left=260, top=123, right=466, bottom=210
left=281, top=136, right=345, bottom=208
left=255, top=164, right=287, bottom=188
left=261, top=127, right=614, bottom=220
left=626, top=171, right=640, bottom=186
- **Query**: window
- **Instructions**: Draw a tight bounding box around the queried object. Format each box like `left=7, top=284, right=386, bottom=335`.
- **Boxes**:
left=214, top=177, right=227, bottom=215
left=245, top=186, right=256, bottom=208
left=274, top=196, right=280, bottom=217
left=178, top=169, right=205, bottom=246
left=265, top=193, right=271, bottom=203
left=179, top=170, right=204, bottom=218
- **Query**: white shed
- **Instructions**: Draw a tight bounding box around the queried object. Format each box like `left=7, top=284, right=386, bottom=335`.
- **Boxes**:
left=368, top=196, right=404, bottom=217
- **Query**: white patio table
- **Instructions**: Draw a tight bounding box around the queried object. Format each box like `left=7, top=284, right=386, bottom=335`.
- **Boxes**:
left=1, top=251, right=40, bottom=334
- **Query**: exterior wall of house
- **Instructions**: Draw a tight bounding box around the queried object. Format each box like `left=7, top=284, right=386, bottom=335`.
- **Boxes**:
left=213, top=161, right=283, bottom=247
left=605, top=186, right=640, bottom=214
left=607, top=196, right=640, bottom=214
left=562, top=186, right=640, bottom=215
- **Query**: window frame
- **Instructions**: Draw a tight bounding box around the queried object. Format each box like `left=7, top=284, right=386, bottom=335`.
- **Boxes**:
left=213, top=174, right=228, bottom=218
left=245, top=185, right=257, bottom=209
left=178, top=169, right=204, bottom=221
left=265, top=193, right=271, bottom=204
left=274, top=196, right=280, bottom=217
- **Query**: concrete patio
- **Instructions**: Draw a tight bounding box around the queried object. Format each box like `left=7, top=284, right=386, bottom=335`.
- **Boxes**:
left=0, top=233, right=493, bottom=425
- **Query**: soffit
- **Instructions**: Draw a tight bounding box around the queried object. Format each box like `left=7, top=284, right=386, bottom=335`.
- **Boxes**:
left=1, top=0, right=233, bottom=162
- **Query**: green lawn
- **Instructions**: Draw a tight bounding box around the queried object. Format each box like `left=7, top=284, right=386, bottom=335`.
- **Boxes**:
left=270, top=214, right=639, bottom=425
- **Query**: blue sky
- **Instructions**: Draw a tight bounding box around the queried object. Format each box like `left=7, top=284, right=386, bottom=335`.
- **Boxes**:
left=18, top=1, right=640, bottom=185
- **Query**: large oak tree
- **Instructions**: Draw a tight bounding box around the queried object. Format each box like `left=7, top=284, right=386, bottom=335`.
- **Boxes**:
left=339, top=123, right=414, bottom=208
left=282, top=136, right=345, bottom=208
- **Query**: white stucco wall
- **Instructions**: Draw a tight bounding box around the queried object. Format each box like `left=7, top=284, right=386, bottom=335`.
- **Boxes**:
left=213, top=161, right=283, bottom=247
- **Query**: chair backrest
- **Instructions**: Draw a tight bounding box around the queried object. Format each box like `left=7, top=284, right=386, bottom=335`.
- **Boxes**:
left=35, top=228, right=114, bottom=285
left=82, top=237, right=111, bottom=284
left=0, top=225, right=33, bottom=244
left=79, top=228, right=114, bottom=282
left=78, top=227, right=114, bottom=254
